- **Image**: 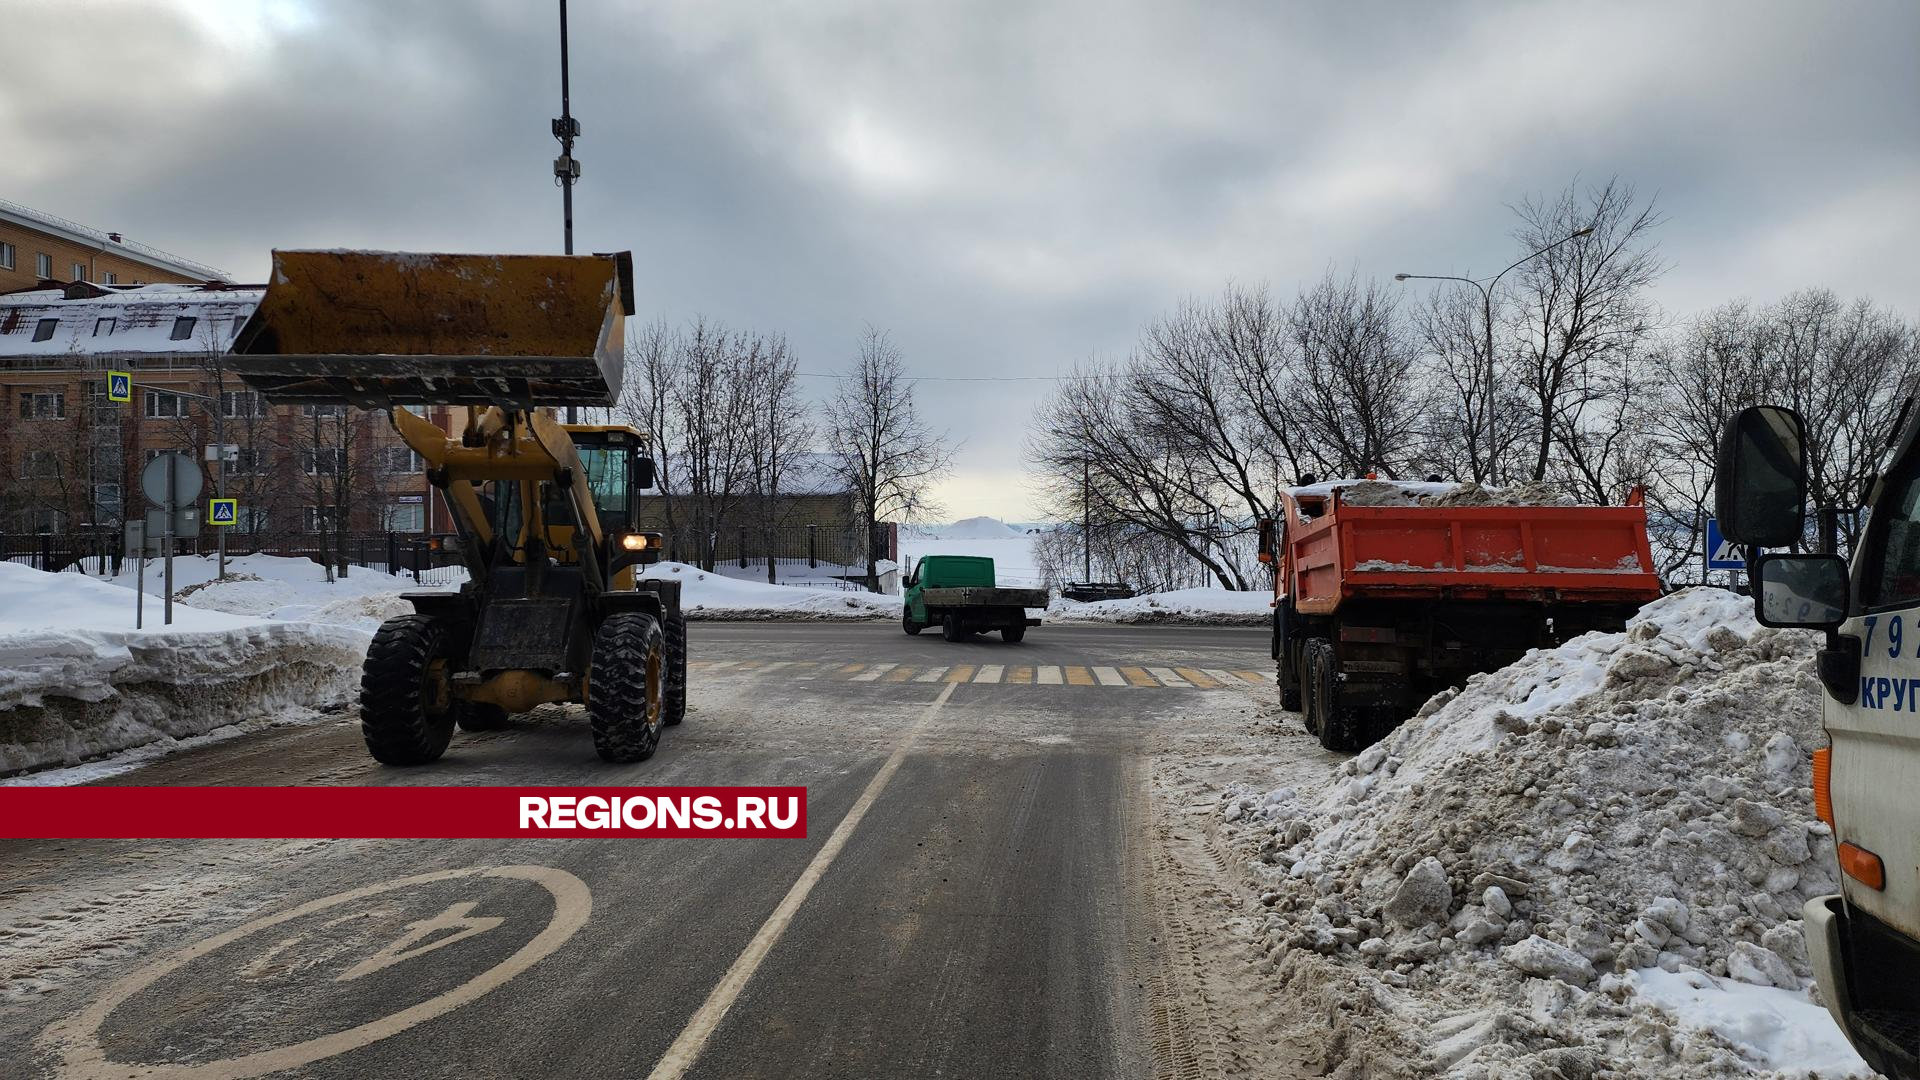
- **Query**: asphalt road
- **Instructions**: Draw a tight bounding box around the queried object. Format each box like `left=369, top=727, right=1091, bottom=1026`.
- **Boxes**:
left=0, top=622, right=1282, bottom=1079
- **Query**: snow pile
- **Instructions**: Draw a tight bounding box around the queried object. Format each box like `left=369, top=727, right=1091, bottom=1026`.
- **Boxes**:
left=1295, top=479, right=1578, bottom=509
left=103, top=553, right=457, bottom=631
left=1217, top=588, right=1870, bottom=1077
left=924, top=516, right=1029, bottom=540
left=640, top=562, right=901, bottom=620
left=1049, top=587, right=1272, bottom=625
left=0, top=564, right=369, bottom=776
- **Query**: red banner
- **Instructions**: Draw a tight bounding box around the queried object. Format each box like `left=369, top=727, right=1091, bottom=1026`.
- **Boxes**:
left=0, top=787, right=808, bottom=839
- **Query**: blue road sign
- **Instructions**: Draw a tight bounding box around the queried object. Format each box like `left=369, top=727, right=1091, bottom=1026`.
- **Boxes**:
left=1705, top=518, right=1744, bottom=570
left=208, top=498, right=238, bottom=526
left=107, top=371, right=131, bottom=403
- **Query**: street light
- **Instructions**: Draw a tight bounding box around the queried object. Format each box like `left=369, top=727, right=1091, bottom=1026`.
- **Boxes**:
left=1392, top=226, right=1594, bottom=482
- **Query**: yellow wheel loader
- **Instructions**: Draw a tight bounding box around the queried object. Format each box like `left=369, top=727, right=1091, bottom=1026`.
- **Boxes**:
left=227, top=249, right=685, bottom=765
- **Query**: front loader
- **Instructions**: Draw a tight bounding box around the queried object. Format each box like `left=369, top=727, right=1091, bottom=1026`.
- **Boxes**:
left=227, top=249, right=686, bottom=765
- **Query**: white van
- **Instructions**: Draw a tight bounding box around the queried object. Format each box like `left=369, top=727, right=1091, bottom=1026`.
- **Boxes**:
left=1716, top=405, right=1920, bottom=1079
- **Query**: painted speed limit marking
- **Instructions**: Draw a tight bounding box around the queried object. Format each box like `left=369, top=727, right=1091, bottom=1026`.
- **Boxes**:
left=41, top=865, right=591, bottom=1079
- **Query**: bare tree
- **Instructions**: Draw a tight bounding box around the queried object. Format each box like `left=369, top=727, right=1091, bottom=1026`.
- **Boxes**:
left=826, top=327, right=953, bottom=590
left=616, top=319, right=681, bottom=534
left=740, top=333, right=813, bottom=582
left=1286, top=270, right=1423, bottom=476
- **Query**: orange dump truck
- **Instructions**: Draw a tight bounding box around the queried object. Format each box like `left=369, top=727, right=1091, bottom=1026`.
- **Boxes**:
left=1257, top=481, right=1663, bottom=752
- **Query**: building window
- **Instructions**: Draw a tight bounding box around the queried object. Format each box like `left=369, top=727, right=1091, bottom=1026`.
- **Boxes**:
left=304, top=506, right=336, bottom=533
left=302, top=404, right=346, bottom=417
left=19, top=450, right=61, bottom=479
left=385, top=500, right=426, bottom=532
left=384, top=446, right=425, bottom=473
left=35, top=252, right=52, bottom=278
left=170, top=316, right=197, bottom=341
left=19, top=391, right=65, bottom=420
left=221, top=390, right=261, bottom=418
left=102, top=271, right=117, bottom=285
left=145, top=390, right=185, bottom=418
left=304, top=448, right=347, bottom=476
left=229, top=447, right=269, bottom=474
left=94, top=317, right=116, bottom=336
left=404, top=404, right=430, bottom=417
left=0, top=242, right=13, bottom=270
left=32, top=318, right=57, bottom=342
left=21, top=508, right=64, bottom=533
left=72, top=262, right=86, bottom=282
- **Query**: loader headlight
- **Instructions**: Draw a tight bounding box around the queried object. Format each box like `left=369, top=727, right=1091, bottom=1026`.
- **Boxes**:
left=619, top=532, right=655, bottom=552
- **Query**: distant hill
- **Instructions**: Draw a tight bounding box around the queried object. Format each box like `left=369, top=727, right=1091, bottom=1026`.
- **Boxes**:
left=932, top=516, right=1026, bottom=540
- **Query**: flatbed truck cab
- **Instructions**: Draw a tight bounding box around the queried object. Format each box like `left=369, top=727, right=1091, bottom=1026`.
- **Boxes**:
left=1717, top=405, right=1920, bottom=1079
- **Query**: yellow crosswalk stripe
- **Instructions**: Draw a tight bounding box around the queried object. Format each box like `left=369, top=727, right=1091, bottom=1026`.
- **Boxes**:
left=790, top=662, right=824, bottom=679
left=1009, top=666, right=1034, bottom=684
left=839, top=663, right=865, bottom=674
left=1233, top=669, right=1273, bottom=685
left=884, top=665, right=916, bottom=682
left=1092, top=666, right=1126, bottom=686
left=1065, top=666, right=1094, bottom=686
left=1120, top=666, right=1156, bottom=687
left=1202, top=668, right=1244, bottom=686
left=974, top=664, right=1004, bottom=684
left=1037, top=666, right=1063, bottom=685
left=945, top=665, right=975, bottom=683
left=851, top=663, right=897, bottom=682
left=1175, top=667, right=1218, bottom=688
left=915, top=666, right=949, bottom=683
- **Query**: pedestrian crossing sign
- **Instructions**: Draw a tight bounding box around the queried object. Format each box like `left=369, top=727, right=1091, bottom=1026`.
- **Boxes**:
left=208, top=498, right=238, bottom=526
left=107, top=371, right=131, bottom=403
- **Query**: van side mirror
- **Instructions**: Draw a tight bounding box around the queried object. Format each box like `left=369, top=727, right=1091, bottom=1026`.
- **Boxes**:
left=1256, top=519, right=1275, bottom=563
left=1714, top=406, right=1808, bottom=548
left=1754, top=553, right=1849, bottom=629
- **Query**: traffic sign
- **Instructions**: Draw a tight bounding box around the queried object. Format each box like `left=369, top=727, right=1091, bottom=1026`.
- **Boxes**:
left=208, top=498, right=238, bottom=526
left=140, top=452, right=204, bottom=506
left=1705, top=518, right=1744, bottom=570
left=145, top=507, right=201, bottom=540
left=107, top=370, right=131, bottom=403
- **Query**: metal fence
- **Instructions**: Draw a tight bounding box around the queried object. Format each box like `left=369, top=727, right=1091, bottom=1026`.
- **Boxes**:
left=654, top=523, right=893, bottom=583
left=0, top=530, right=463, bottom=585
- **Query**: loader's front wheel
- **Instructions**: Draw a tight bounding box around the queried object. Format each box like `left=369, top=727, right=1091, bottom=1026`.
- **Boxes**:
left=590, top=612, right=666, bottom=763
left=663, top=611, right=688, bottom=727
left=360, top=615, right=456, bottom=766
left=1304, top=638, right=1363, bottom=753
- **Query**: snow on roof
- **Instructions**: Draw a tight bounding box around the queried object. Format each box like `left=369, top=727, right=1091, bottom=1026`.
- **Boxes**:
left=0, top=284, right=263, bottom=359
left=0, top=196, right=230, bottom=282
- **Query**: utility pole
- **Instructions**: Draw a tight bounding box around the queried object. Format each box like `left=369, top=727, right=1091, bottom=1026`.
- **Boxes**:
left=553, top=0, right=583, bottom=423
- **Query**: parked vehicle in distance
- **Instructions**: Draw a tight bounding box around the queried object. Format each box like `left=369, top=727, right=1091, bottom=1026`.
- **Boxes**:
left=1715, top=404, right=1920, bottom=1080
left=1257, top=480, right=1663, bottom=752
left=903, top=555, right=1046, bottom=642
left=1061, top=581, right=1135, bottom=602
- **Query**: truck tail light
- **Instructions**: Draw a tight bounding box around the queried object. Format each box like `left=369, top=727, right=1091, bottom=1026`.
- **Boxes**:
left=1838, top=841, right=1885, bottom=891
left=1811, top=747, right=1833, bottom=828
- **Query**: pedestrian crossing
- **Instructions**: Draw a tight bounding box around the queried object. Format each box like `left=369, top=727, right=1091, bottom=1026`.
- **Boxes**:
left=692, top=659, right=1277, bottom=690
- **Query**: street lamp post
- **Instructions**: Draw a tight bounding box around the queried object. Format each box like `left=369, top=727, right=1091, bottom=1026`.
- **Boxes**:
left=1394, top=226, right=1593, bottom=483
left=554, top=0, right=583, bottom=424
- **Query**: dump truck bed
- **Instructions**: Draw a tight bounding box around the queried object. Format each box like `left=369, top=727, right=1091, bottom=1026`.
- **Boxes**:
left=920, top=586, right=1049, bottom=609
left=1281, top=497, right=1662, bottom=616
left=228, top=249, right=635, bottom=409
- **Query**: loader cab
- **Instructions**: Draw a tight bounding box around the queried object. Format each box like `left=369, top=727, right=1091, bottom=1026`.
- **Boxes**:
left=560, top=424, right=653, bottom=534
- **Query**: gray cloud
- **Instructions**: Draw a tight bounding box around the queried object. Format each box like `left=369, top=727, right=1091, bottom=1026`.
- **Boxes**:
left=6, top=0, right=1916, bottom=517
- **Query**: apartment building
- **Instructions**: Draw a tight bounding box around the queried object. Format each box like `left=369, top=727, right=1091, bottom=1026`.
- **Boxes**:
left=0, top=197, right=228, bottom=293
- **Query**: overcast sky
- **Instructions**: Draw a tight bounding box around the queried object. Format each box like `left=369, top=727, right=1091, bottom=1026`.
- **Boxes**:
left=6, top=0, right=1916, bottom=520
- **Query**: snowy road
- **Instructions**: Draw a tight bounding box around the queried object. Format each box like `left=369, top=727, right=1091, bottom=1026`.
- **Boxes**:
left=1, top=624, right=1324, bottom=1079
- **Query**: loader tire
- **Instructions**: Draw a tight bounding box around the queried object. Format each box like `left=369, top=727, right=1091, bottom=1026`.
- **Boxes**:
left=1305, top=638, right=1363, bottom=753
left=454, top=701, right=509, bottom=732
left=902, top=610, right=924, bottom=635
left=1002, top=623, right=1026, bottom=643
left=664, top=611, right=688, bottom=727
left=359, top=615, right=456, bottom=766
left=941, top=614, right=965, bottom=642
left=590, top=612, right=666, bottom=763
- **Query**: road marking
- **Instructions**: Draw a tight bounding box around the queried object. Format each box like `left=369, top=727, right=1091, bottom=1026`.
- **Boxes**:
left=1202, top=668, right=1244, bottom=686
left=733, top=661, right=764, bottom=672
left=1092, top=665, right=1126, bottom=686
left=758, top=662, right=793, bottom=675
left=646, top=683, right=958, bottom=1080
left=1064, top=666, right=1095, bottom=686
left=337, top=902, right=503, bottom=982
left=1120, top=666, right=1157, bottom=687
left=839, top=663, right=865, bottom=674
left=851, top=662, right=897, bottom=682
left=973, top=664, right=1004, bottom=684
left=1008, top=665, right=1034, bottom=684
left=42, top=866, right=590, bottom=1079
left=914, top=666, right=949, bottom=683
left=791, top=662, right=825, bottom=680
left=1234, top=669, right=1276, bottom=684
left=1149, top=667, right=1191, bottom=687
left=884, top=665, right=917, bottom=682
left=945, top=664, right=975, bottom=683
left=1175, top=667, right=1218, bottom=688
left=1037, top=665, right=1063, bottom=685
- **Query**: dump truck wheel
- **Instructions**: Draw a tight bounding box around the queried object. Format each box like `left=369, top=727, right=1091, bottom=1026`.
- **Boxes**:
left=454, top=701, right=509, bottom=732
left=664, top=611, right=688, bottom=727
left=1298, top=645, right=1322, bottom=735
left=1280, top=677, right=1303, bottom=713
left=1306, top=639, right=1363, bottom=753
left=590, top=612, right=666, bottom=763
left=359, top=615, right=456, bottom=766
left=941, top=614, right=965, bottom=642
left=902, top=610, right=924, bottom=636
left=1002, top=624, right=1026, bottom=643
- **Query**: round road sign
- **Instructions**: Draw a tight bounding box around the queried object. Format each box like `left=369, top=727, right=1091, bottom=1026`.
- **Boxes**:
left=140, top=452, right=204, bottom=506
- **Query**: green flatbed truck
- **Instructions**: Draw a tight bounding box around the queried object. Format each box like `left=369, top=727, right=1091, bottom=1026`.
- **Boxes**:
left=902, top=555, right=1047, bottom=642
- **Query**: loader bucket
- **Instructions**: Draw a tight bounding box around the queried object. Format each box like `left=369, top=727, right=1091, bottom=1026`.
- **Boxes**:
left=228, top=249, right=635, bottom=409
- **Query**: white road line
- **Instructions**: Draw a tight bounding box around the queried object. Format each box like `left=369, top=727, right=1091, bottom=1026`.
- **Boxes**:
left=973, top=664, right=1004, bottom=684
left=1202, top=668, right=1244, bottom=686
left=914, top=666, right=949, bottom=683
left=1148, top=666, right=1191, bottom=688
left=1092, top=666, right=1126, bottom=687
left=851, top=662, right=898, bottom=682
left=758, top=662, right=793, bottom=675
left=645, top=682, right=957, bottom=1080
left=1036, top=665, right=1064, bottom=685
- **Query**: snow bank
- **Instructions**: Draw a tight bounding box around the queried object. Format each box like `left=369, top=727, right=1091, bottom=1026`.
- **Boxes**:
left=640, top=563, right=900, bottom=620
left=1217, top=588, right=1870, bottom=1077
left=1292, top=478, right=1577, bottom=508
left=0, top=564, right=368, bottom=776
left=1049, top=587, right=1271, bottom=625
left=97, top=553, right=457, bottom=631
